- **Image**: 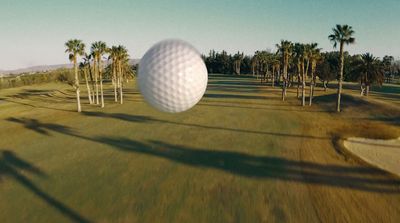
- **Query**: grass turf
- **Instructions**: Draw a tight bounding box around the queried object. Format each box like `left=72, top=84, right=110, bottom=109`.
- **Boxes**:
left=0, top=74, right=399, bottom=222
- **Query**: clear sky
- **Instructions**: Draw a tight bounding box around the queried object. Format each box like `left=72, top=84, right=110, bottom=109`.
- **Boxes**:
left=0, top=0, right=399, bottom=70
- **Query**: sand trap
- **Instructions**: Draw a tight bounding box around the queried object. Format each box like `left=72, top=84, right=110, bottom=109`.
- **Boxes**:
left=344, top=137, right=400, bottom=176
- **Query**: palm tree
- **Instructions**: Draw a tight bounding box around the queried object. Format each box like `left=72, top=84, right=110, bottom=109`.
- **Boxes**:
left=253, top=51, right=261, bottom=79
left=108, top=46, right=119, bottom=102
left=293, top=44, right=302, bottom=99
left=255, top=51, right=272, bottom=83
left=91, top=41, right=108, bottom=108
left=108, top=45, right=129, bottom=104
left=276, top=40, right=293, bottom=101
left=90, top=51, right=99, bottom=105
left=233, top=52, right=244, bottom=75
left=251, top=56, right=258, bottom=76
left=271, top=56, right=280, bottom=88
left=293, top=43, right=307, bottom=105
left=118, top=46, right=129, bottom=104
left=329, top=24, right=355, bottom=112
left=382, top=55, right=394, bottom=83
left=352, top=53, right=384, bottom=96
left=79, top=56, right=92, bottom=104
left=308, top=43, right=321, bottom=106
left=83, top=53, right=96, bottom=102
left=65, top=39, right=85, bottom=112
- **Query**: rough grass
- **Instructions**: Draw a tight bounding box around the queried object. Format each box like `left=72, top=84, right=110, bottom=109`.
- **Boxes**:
left=313, top=93, right=400, bottom=139
left=0, top=75, right=399, bottom=223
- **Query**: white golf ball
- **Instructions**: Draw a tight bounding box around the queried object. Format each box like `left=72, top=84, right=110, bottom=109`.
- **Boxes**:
left=138, top=39, right=208, bottom=113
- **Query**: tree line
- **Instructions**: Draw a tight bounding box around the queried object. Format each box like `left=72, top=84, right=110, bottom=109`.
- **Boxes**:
left=203, top=25, right=399, bottom=111
left=0, top=69, right=74, bottom=89
left=65, top=40, right=134, bottom=112
left=64, top=25, right=398, bottom=113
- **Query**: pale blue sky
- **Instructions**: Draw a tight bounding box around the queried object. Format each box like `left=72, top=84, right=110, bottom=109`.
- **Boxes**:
left=0, top=0, right=399, bottom=70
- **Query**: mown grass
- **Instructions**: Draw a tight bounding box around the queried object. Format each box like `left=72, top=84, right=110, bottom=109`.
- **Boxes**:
left=0, top=75, right=399, bottom=223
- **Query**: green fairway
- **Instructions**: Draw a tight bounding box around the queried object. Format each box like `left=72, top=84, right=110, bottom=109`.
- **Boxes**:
left=0, top=75, right=399, bottom=222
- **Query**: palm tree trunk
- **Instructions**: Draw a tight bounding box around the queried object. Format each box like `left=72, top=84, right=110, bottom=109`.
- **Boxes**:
left=309, top=61, right=316, bottom=106
left=277, top=70, right=281, bottom=86
left=99, top=58, right=104, bottom=108
left=119, top=61, right=123, bottom=104
left=94, top=58, right=99, bottom=105
left=311, top=75, right=316, bottom=101
left=113, top=62, right=117, bottom=102
left=301, top=61, right=306, bottom=106
left=296, top=63, right=301, bottom=98
left=282, top=55, right=287, bottom=101
left=360, top=82, right=365, bottom=96
left=272, top=67, right=275, bottom=88
left=282, top=80, right=286, bottom=101
left=305, top=60, right=310, bottom=82
left=235, top=61, right=241, bottom=75
left=84, top=67, right=92, bottom=104
left=296, top=75, right=300, bottom=98
left=236, top=62, right=238, bottom=75
left=74, top=57, right=81, bottom=112
left=87, top=61, right=95, bottom=102
left=309, top=72, right=314, bottom=106
left=256, top=63, right=259, bottom=80
left=336, top=42, right=344, bottom=112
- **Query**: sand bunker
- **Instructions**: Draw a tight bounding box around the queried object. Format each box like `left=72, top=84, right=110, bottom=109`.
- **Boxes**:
left=344, top=137, right=400, bottom=176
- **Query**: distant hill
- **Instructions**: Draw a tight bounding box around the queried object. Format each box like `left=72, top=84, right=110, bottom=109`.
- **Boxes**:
left=0, top=64, right=73, bottom=77
left=0, top=59, right=140, bottom=77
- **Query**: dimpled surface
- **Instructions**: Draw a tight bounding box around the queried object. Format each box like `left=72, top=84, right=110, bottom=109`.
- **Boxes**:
left=138, top=39, right=208, bottom=113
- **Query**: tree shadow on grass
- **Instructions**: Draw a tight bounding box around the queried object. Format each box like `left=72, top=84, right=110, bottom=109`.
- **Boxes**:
left=364, top=116, right=400, bottom=125
left=11, top=113, right=392, bottom=158
left=0, top=96, right=75, bottom=112
left=339, top=82, right=400, bottom=96
left=82, top=111, right=151, bottom=123
left=7, top=89, right=76, bottom=104
left=2, top=87, right=140, bottom=111
left=197, top=102, right=326, bottom=113
left=204, top=93, right=274, bottom=100
left=5, top=117, right=400, bottom=194
left=206, top=84, right=274, bottom=94
left=313, top=93, right=400, bottom=120
left=94, top=137, right=400, bottom=194
left=80, top=111, right=328, bottom=140
left=0, top=150, right=91, bottom=223
left=201, top=99, right=292, bottom=107
left=208, top=80, right=265, bottom=87
left=6, top=117, right=76, bottom=136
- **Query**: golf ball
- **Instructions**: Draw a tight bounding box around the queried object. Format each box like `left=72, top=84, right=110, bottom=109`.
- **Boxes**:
left=138, top=39, right=208, bottom=113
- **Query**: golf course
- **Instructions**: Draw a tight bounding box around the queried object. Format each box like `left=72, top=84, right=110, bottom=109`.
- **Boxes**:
left=2, top=0, right=400, bottom=222
left=0, top=74, right=399, bottom=222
